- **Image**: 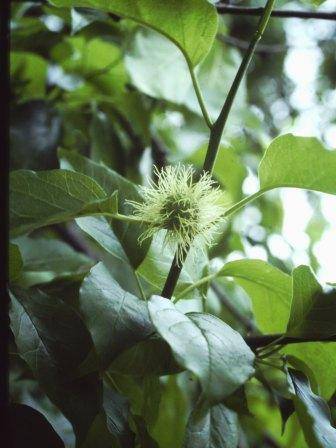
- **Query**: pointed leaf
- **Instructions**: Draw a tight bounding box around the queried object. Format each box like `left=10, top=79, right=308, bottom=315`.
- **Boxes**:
left=109, top=337, right=182, bottom=377
left=287, top=266, right=336, bottom=339
left=10, top=169, right=118, bottom=237
left=184, top=401, right=238, bottom=448
left=9, top=403, right=65, bottom=448
left=9, top=287, right=101, bottom=444
left=51, top=0, right=218, bottom=67
left=9, top=243, right=23, bottom=282
left=148, top=296, right=255, bottom=403
left=80, top=262, right=153, bottom=368
left=259, top=134, right=336, bottom=195
left=288, top=369, right=336, bottom=448
left=13, top=236, right=93, bottom=287
left=284, top=343, right=336, bottom=400
left=219, top=259, right=292, bottom=333
left=59, top=148, right=149, bottom=267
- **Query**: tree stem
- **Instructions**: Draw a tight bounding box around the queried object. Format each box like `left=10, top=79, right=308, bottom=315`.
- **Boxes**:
left=246, top=334, right=336, bottom=350
left=203, top=0, right=276, bottom=173
left=161, top=246, right=188, bottom=299
left=161, top=0, right=275, bottom=299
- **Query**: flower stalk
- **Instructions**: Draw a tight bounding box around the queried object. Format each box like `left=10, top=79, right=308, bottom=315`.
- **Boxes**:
left=161, top=0, right=276, bottom=299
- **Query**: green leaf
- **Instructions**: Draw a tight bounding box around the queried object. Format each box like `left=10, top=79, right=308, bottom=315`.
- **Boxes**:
left=80, top=262, right=153, bottom=368
left=148, top=296, right=255, bottom=403
left=131, top=415, right=160, bottom=448
left=82, top=384, right=135, bottom=448
left=284, top=343, right=336, bottom=400
left=51, top=0, right=218, bottom=67
left=151, top=374, right=189, bottom=448
left=125, top=31, right=245, bottom=121
left=81, top=413, right=119, bottom=448
left=11, top=52, right=47, bottom=99
left=71, top=7, right=108, bottom=34
left=219, top=259, right=292, bottom=333
left=259, top=134, right=336, bottom=195
left=9, top=243, right=23, bottom=282
left=89, top=110, right=123, bottom=170
left=10, top=169, right=118, bottom=237
left=76, top=219, right=142, bottom=296
left=288, top=369, right=336, bottom=448
left=59, top=148, right=149, bottom=267
left=9, top=403, right=65, bottom=448
left=184, top=401, right=238, bottom=448
left=109, top=373, right=162, bottom=429
left=109, top=337, right=182, bottom=377
left=9, top=287, right=101, bottom=444
left=13, top=236, right=93, bottom=287
left=103, top=384, right=135, bottom=445
left=286, top=266, right=336, bottom=339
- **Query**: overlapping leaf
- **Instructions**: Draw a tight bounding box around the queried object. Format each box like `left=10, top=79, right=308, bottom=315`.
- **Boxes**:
left=148, top=296, right=255, bottom=403
left=9, top=287, right=101, bottom=444
left=259, top=134, right=336, bottom=195
left=218, top=259, right=292, bottom=333
left=10, top=169, right=118, bottom=237
left=184, top=401, right=238, bottom=448
left=13, top=236, right=93, bottom=287
left=9, top=403, right=65, bottom=448
left=287, top=266, right=336, bottom=339
left=80, top=262, right=153, bottom=368
left=59, top=148, right=149, bottom=267
left=288, top=369, right=336, bottom=448
left=284, top=343, right=336, bottom=400
left=51, top=0, right=218, bottom=67
left=9, top=243, right=23, bottom=282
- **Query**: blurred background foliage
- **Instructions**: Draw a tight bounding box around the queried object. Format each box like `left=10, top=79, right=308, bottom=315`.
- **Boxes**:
left=9, top=0, right=336, bottom=446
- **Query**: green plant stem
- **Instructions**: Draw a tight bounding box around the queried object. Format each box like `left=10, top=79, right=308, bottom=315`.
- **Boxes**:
left=223, top=189, right=268, bottom=218
left=203, top=0, right=276, bottom=173
left=174, top=273, right=215, bottom=302
left=96, top=212, right=151, bottom=224
left=188, top=62, right=213, bottom=129
left=161, top=0, right=275, bottom=300
left=161, top=246, right=189, bottom=299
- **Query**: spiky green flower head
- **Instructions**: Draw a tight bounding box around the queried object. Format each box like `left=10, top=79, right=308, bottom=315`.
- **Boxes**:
left=127, top=164, right=227, bottom=264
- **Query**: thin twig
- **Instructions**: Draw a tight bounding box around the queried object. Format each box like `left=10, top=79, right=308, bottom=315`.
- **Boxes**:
left=161, top=246, right=189, bottom=299
left=187, top=63, right=213, bottom=128
left=216, top=4, right=336, bottom=22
